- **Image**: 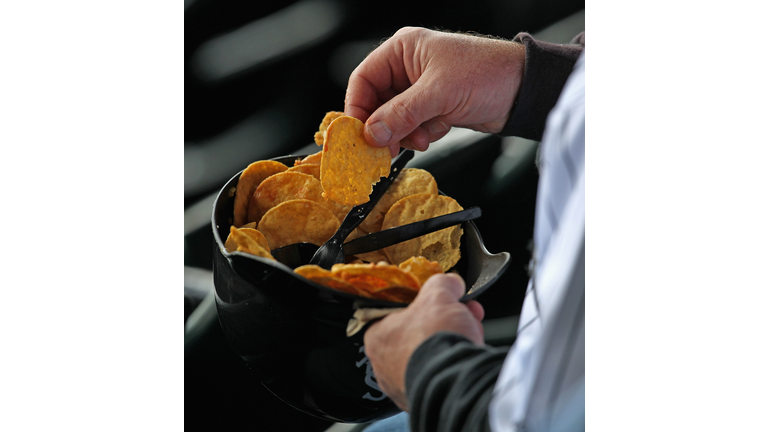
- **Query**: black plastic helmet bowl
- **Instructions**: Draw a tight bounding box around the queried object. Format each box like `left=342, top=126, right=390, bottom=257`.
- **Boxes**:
left=211, top=155, right=511, bottom=423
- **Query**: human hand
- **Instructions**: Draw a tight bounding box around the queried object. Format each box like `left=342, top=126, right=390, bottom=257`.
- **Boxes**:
left=362, top=273, right=485, bottom=411
left=345, top=27, right=526, bottom=157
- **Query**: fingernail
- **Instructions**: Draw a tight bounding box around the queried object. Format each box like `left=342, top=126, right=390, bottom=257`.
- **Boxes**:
left=431, top=121, right=450, bottom=135
left=368, top=121, right=393, bottom=146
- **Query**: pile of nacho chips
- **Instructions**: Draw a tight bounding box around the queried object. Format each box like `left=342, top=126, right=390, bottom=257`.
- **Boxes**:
left=223, top=111, right=466, bottom=303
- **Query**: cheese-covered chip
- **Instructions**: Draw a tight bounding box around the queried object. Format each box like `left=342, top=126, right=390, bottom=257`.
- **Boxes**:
left=247, top=172, right=325, bottom=225
left=294, top=265, right=368, bottom=296
left=354, top=249, right=390, bottom=265
left=320, top=116, right=390, bottom=206
left=225, top=226, right=271, bottom=252
left=295, top=258, right=433, bottom=303
left=233, top=160, right=288, bottom=227
left=286, top=163, right=320, bottom=180
left=224, top=226, right=275, bottom=260
left=248, top=171, right=352, bottom=227
left=359, top=168, right=438, bottom=234
left=398, top=256, right=444, bottom=285
left=369, top=287, right=419, bottom=303
left=382, top=194, right=464, bottom=271
left=330, top=262, right=420, bottom=293
left=294, top=151, right=322, bottom=166
left=257, top=199, right=340, bottom=250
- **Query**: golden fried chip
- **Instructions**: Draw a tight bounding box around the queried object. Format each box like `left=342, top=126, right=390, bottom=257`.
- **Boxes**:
left=330, top=262, right=420, bottom=293
left=314, top=111, right=344, bottom=145
left=369, top=287, right=419, bottom=303
left=257, top=199, right=340, bottom=250
left=359, top=168, right=438, bottom=233
left=225, top=226, right=275, bottom=260
left=294, top=264, right=331, bottom=279
left=225, top=226, right=271, bottom=252
left=247, top=171, right=353, bottom=228
left=295, top=265, right=368, bottom=296
left=327, top=201, right=354, bottom=226
left=398, top=256, right=443, bottom=285
left=296, top=262, right=422, bottom=303
left=286, top=163, right=321, bottom=180
left=345, top=227, right=389, bottom=264
left=320, top=116, right=391, bottom=206
left=247, top=172, right=325, bottom=225
left=343, top=227, right=364, bottom=243
left=382, top=194, right=464, bottom=271
left=295, top=151, right=322, bottom=166
left=224, top=226, right=240, bottom=252
left=241, top=222, right=257, bottom=229
left=233, top=160, right=288, bottom=227
left=353, top=249, right=390, bottom=265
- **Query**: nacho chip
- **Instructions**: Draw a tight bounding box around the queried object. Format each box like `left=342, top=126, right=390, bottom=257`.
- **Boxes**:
left=324, top=198, right=354, bottom=225
left=225, top=226, right=275, bottom=260
left=359, top=168, right=438, bottom=234
left=286, top=163, right=321, bottom=180
left=247, top=172, right=325, bottom=225
left=247, top=171, right=353, bottom=227
left=257, top=199, right=340, bottom=250
left=294, top=264, right=331, bottom=279
left=233, top=160, right=288, bottom=227
left=294, top=265, right=369, bottom=296
left=398, top=256, right=443, bottom=285
left=320, top=116, right=391, bottom=206
left=330, top=262, right=420, bottom=293
left=225, top=226, right=271, bottom=252
left=353, top=249, right=390, bottom=265
left=382, top=194, right=464, bottom=271
left=296, top=262, right=422, bottom=303
left=343, top=227, right=364, bottom=243
left=295, top=151, right=322, bottom=166
left=314, top=111, right=344, bottom=145
left=369, top=287, right=419, bottom=303
left=345, top=227, right=388, bottom=264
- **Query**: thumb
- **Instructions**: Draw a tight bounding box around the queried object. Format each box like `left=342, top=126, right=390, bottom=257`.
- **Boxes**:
left=364, top=83, right=445, bottom=148
left=418, top=273, right=466, bottom=303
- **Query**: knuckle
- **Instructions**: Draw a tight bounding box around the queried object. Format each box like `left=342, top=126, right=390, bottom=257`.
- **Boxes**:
left=390, top=101, right=420, bottom=130
left=395, top=26, right=420, bottom=37
left=392, top=27, right=428, bottom=45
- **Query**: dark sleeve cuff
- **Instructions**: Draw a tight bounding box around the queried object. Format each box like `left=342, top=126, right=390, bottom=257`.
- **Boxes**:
left=405, top=332, right=508, bottom=432
left=499, top=32, right=585, bottom=141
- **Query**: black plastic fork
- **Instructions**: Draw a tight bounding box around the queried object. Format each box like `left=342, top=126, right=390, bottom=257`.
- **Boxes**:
left=309, top=149, right=414, bottom=269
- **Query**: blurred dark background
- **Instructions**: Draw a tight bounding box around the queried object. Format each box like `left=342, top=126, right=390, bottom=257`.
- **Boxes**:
left=184, top=0, right=583, bottom=430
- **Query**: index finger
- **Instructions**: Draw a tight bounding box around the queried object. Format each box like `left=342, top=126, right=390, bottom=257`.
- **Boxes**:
left=344, top=39, right=413, bottom=124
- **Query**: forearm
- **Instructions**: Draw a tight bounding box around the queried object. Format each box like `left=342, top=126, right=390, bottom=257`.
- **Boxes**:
left=500, top=32, right=585, bottom=141
left=405, top=332, right=508, bottom=432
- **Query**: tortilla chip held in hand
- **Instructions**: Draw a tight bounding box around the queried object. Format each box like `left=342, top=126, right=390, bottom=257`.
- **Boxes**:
left=320, top=116, right=391, bottom=206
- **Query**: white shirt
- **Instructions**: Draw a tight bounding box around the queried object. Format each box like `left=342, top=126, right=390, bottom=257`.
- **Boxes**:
left=489, top=51, right=585, bottom=432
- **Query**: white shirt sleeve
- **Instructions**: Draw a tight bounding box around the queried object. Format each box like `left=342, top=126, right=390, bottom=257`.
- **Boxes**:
left=489, top=50, right=586, bottom=432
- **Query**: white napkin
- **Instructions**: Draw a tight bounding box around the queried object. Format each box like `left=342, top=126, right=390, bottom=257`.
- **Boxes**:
left=346, top=307, right=405, bottom=337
